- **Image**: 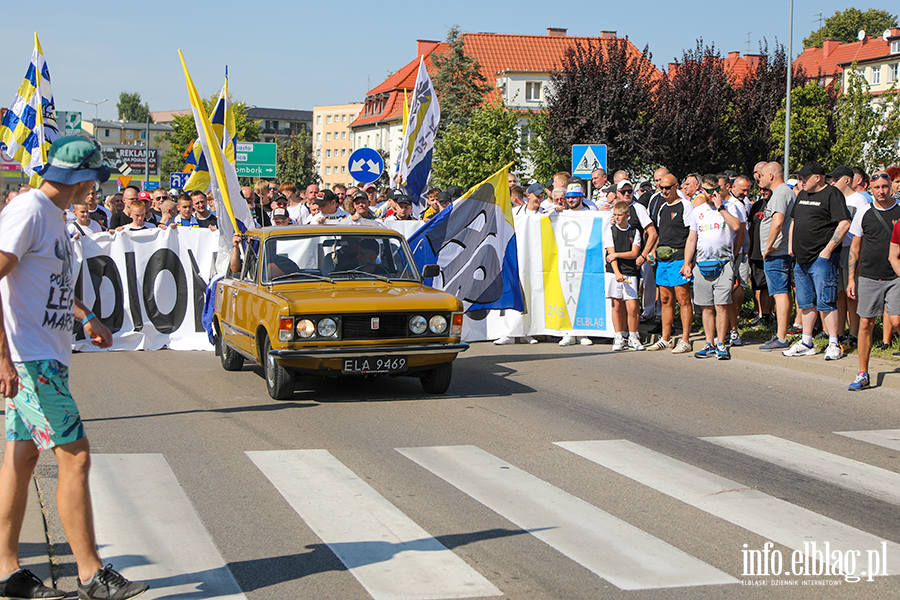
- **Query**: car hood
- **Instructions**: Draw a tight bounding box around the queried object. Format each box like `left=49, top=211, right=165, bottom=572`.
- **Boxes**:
left=269, top=282, right=462, bottom=314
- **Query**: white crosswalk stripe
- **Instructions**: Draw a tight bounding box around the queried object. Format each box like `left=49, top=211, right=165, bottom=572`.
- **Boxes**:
left=246, top=449, right=501, bottom=600
left=837, top=429, right=900, bottom=452
left=397, top=444, right=738, bottom=591
left=90, top=454, right=246, bottom=599
left=556, top=440, right=900, bottom=577
left=702, top=434, right=900, bottom=506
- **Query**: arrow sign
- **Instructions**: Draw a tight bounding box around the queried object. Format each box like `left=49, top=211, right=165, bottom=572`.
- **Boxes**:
left=348, top=147, right=383, bottom=183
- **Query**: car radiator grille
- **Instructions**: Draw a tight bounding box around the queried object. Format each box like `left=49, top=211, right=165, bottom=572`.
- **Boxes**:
left=341, top=314, right=408, bottom=339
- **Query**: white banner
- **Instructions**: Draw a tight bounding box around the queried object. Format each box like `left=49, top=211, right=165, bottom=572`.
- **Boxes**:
left=72, top=228, right=219, bottom=352
left=72, top=213, right=618, bottom=351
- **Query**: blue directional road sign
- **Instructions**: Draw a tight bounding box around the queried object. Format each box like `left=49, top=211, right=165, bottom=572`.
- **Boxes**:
left=170, top=172, right=191, bottom=189
left=571, top=144, right=608, bottom=180
left=348, top=148, right=384, bottom=183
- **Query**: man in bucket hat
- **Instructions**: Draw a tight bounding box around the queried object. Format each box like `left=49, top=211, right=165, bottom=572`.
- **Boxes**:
left=0, top=137, right=150, bottom=600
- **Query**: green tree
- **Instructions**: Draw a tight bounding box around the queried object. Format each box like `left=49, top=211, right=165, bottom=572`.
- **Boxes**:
left=117, top=92, right=152, bottom=122
left=432, top=98, right=519, bottom=190
left=546, top=37, right=657, bottom=174
left=726, top=40, right=806, bottom=175
left=524, top=108, right=568, bottom=184
left=276, top=127, right=319, bottom=186
left=803, top=8, right=897, bottom=48
left=831, top=64, right=900, bottom=170
left=769, top=81, right=837, bottom=172
left=646, top=41, right=734, bottom=178
left=431, top=25, right=492, bottom=131
left=160, top=93, right=260, bottom=184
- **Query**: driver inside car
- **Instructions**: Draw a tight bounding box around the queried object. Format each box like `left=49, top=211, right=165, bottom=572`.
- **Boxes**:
left=356, top=239, right=386, bottom=274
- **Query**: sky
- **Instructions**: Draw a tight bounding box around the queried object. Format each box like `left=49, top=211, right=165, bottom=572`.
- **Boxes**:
left=1, top=0, right=882, bottom=123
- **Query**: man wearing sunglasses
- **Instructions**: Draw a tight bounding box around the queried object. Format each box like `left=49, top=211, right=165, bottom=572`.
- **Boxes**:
left=0, top=137, right=150, bottom=600
left=847, top=171, right=900, bottom=390
left=783, top=162, right=851, bottom=360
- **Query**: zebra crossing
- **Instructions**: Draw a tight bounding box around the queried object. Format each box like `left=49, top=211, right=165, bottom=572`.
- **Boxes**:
left=86, top=430, right=900, bottom=599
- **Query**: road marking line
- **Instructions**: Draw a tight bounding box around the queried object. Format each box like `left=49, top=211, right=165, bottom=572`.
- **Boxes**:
left=837, top=429, right=900, bottom=452
left=246, top=449, right=500, bottom=600
left=90, top=454, right=246, bottom=599
left=557, top=440, right=900, bottom=576
left=397, top=445, right=736, bottom=591
left=703, top=434, right=900, bottom=506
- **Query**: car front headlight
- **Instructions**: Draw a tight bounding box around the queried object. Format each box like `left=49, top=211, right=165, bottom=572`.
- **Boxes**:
left=296, top=319, right=316, bottom=338
left=429, top=315, right=448, bottom=334
left=317, top=317, right=337, bottom=337
left=409, top=315, right=427, bottom=335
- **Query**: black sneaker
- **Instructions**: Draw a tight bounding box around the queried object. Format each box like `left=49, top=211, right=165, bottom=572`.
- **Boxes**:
left=0, top=569, right=65, bottom=599
left=77, top=565, right=148, bottom=600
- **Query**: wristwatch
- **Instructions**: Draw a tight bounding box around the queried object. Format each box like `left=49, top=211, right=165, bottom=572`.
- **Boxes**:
left=716, top=205, right=726, bottom=212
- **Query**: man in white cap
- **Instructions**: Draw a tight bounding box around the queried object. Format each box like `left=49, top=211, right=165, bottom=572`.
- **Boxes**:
left=0, top=137, right=150, bottom=600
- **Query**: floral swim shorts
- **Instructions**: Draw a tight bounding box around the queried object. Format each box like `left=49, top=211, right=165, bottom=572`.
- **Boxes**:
left=6, top=360, right=84, bottom=451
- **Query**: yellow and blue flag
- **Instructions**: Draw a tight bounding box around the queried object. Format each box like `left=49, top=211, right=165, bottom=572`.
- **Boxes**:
left=408, top=162, right=523, bottom=312
left=184, top=73, right=236, bottom=192
left=179, top=53, right=254, bottom=276
left=0, top=33, right=59, bottom=186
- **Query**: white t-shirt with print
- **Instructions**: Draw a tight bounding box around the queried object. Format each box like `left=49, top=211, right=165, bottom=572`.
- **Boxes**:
left=305, top=207, right=350, bottom=224
left=67, top=220, right=103, bottom=237
left=689, top=201, right=741, bottom=263
left=0, top=190, right=76, bottom=365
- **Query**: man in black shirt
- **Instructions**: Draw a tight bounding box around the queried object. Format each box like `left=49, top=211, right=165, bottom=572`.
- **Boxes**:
left=646, top=174, right=693, bottom=353
left=846, top=172, right=900, bottom=390
left=784, top=162, right=851, bottom=360
left=747, top=186, right=773, bottom=325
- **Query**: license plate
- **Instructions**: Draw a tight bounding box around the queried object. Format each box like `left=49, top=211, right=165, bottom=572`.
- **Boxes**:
left=342, top=356, right=408, bottom=374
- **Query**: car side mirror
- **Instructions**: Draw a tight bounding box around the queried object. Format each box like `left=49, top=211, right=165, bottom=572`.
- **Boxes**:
left=421, top=264, right=440, bottom=278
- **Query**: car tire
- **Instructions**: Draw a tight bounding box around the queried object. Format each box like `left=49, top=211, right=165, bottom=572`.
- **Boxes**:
left=218, top=331, right=244, bottom=371
left=262, top=333, right=294, bottom=400
left=420, top=362, right=452, bottom=394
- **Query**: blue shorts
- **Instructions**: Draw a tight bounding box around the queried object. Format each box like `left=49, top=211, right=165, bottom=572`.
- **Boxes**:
left=763, top=254, right=793, bottom=295
left=794, top=255, right=839, bottom=312
left=656, top=259, right=692, bottom=288
left=5, top=360, right=84, bottom=451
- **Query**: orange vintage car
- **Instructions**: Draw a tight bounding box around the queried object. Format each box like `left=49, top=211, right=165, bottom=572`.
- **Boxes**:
left=213, top=224, right=467, bottom=399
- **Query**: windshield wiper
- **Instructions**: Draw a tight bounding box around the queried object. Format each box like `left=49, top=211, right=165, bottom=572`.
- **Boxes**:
left=268, top=272, right=334, bottom=284
left=328, top=269, right=391, bottom=283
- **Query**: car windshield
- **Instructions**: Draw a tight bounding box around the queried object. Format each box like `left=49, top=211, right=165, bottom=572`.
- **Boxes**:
left=261, top=233, right=420, bottom=284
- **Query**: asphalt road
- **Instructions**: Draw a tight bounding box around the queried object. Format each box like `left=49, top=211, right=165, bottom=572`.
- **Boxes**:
left=30, top=341, right=900, bottom=599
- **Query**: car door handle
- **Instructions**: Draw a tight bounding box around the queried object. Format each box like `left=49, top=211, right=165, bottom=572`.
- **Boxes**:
left=231, top=290, right=238, bottom=298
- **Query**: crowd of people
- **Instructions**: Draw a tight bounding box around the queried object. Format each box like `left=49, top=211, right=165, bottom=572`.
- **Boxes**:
left=490, top=163, right=900, bottom=393
left=4, top=159, right=900, bottom=391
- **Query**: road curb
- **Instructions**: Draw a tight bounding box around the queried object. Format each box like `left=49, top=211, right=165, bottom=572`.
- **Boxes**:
left=21, top=476, right=53, bottom=587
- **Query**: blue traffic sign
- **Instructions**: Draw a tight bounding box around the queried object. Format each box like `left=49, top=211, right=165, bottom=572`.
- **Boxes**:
left=348, top=148, right=384, bottom=183
left=571, top=145, right=607, bottom=180
left=170, top=172, right=191, bottom=189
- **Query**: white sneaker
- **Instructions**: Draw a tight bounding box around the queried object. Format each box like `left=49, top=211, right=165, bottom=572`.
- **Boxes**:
left=647, top=338, right=674, bottom=351
left=493, top=335, right=514, bottom=345
left=559, top=335, right=576, bottom=346
left=672, top=339, right=693, bottom=354
left=522, top=336, right=539, bottom=344
left=579, top=337, right=593, bottom=346
left=824, top=342, right=843, bottom=361
left=612, top=335, right=626, bottom=351
left=782, top=341, right=817, bottom=357
left=628, top=335, right=645, bottom=351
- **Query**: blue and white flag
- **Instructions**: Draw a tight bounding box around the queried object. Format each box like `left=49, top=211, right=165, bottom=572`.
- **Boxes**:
left=408, top=162, right=524, bottom=312
left=399, top=57, right=439, bottom=213
left=184, top=73, right=236, bottom=192
left=0, top=33, right=59, bottom=186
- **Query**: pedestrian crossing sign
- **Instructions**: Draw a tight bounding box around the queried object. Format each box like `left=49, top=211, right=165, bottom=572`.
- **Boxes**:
left=571, top=144, right=607, bottom=179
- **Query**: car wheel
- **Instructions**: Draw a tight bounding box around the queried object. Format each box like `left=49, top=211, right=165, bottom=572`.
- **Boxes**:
left=262, top=333, right=294, bottom=400
left=218, top=331, right=244, bottom=371
left=420, top=362, right=452, bottom=394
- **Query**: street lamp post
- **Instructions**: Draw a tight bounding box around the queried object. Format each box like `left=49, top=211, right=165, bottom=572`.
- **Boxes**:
left=784, top=0, right=793, bottom=177
left=71, top=97, right=109, bottom=121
